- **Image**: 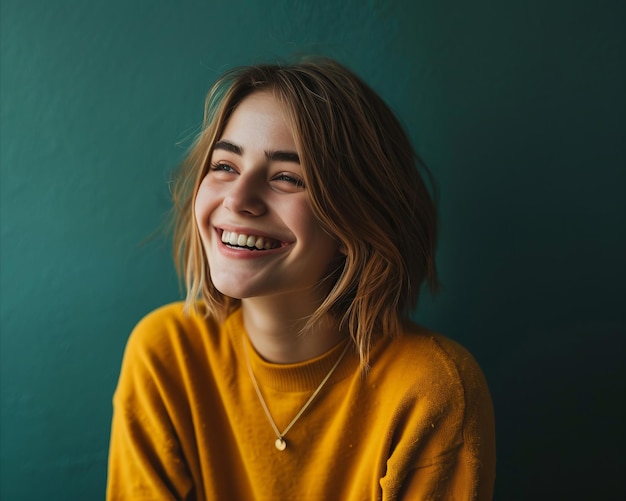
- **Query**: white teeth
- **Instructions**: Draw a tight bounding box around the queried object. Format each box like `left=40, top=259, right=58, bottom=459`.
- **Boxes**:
left=221, top=230, right=278, bottom=250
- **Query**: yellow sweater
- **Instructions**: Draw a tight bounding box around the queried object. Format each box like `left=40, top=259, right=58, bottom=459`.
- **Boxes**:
left=107, top=303, right=495, bottom=500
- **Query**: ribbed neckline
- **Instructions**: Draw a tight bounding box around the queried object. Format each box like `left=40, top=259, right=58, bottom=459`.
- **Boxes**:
left=224, top=308, right=359, bottom=392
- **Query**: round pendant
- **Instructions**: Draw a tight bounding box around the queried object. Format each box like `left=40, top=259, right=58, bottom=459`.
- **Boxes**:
left=275, top=437, right=287, bottom=451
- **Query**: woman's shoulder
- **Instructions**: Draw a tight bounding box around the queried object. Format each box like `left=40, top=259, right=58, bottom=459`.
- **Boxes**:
left=385, top=321, right=482, bottom=365
left=374, top=322, right=491, bottom=403
left=125, top=301, right=222, bottom=359
left=133, top=301, right=210, bottom=329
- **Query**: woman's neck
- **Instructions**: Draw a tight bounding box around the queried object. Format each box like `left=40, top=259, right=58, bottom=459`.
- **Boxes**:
left=241, top=296, right=345, bottom=364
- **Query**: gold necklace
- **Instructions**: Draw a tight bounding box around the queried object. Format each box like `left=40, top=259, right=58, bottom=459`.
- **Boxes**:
left=242, top=336, right=350, bottom=451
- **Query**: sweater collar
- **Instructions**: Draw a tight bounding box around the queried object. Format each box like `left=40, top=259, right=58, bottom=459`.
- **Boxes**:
left=224, top=308, right=359, bottom=392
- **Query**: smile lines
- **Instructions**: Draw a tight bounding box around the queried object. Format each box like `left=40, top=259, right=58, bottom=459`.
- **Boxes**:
left=221, top=230, right=281, bottom=250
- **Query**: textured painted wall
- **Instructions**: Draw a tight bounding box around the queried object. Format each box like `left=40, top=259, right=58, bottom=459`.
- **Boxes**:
left=1, top=0, right=624, bottom=499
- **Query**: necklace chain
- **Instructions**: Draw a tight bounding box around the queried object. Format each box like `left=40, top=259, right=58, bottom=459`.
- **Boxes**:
left=242, top=336, right=350, bottom=451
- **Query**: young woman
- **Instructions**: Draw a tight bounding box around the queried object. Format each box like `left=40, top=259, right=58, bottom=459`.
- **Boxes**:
left=107, top=58, right=496, bottom=500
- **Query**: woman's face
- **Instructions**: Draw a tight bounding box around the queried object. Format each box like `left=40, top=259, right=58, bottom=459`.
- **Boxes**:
left=194, top=91, right=340, bottom=304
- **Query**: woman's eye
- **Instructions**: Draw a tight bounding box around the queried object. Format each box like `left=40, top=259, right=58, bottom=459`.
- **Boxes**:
left=273, top=173, right=305, bottom=188
left=209, top=163, right=236, bottom=174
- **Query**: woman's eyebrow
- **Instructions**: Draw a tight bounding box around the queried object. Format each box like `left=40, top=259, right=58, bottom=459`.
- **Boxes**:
left=214, top=140, right=300, bottom=164
left=266, top=150, right=300, bottom=164
left=213, top=140, right=242, bottom=155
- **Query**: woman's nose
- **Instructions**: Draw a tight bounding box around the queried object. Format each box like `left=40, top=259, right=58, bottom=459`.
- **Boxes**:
left=223, top=175, right=267, bottom=216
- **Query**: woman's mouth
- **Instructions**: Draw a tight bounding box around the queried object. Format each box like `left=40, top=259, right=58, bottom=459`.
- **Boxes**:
left=220, top=230, right=282, bottom=250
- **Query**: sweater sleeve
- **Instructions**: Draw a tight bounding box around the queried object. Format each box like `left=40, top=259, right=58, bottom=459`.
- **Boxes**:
left=380, top=336, right=496, bottom=501
left=106, top=314, right=195, bottom=501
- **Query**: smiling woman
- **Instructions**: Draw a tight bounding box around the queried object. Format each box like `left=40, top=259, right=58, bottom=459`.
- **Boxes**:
left=106, top=58, right=496, bottom=500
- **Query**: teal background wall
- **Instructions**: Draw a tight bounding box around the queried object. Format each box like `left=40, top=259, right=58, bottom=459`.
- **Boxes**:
left=1, top=0, right=624, bottom=499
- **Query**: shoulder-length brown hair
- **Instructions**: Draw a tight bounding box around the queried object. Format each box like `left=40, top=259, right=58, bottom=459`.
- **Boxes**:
left=172, top=57, right=438, bottom=368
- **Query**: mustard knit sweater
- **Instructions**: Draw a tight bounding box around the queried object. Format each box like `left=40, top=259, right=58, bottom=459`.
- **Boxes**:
left=107, top=303, right=495, bottom=500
